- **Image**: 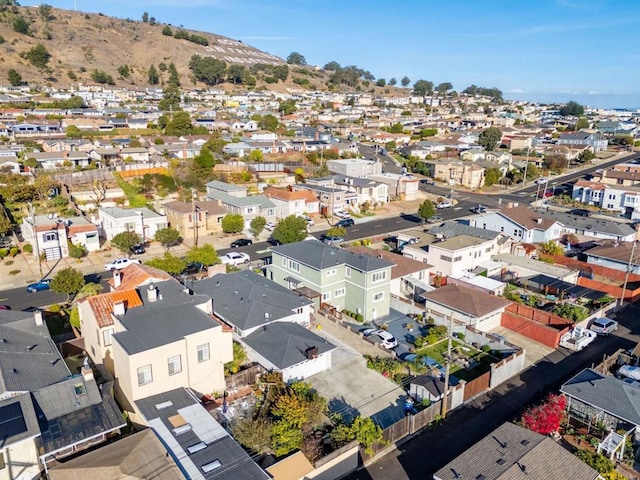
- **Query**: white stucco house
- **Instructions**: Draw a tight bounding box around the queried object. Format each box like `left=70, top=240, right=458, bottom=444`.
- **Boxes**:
left=98, top=207, right=167, bottom=242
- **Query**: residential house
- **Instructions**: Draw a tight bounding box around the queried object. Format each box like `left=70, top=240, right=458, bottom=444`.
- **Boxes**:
left=368, top=172, right=420, bottom=200
left=98, top=206, right=167, bottom=242
left=433, top=422, right=599, bottom=480
left=346, top=245, right=433, bottom=300
left=591, top=163, right=640, bottom=187
left=30, top=151, right=90, bottom=170
left=561, top=369, right=640, bottom=445
left=585, top=241, right=640, bottom=274
left=468, top=206, right=563, bottom=243
left=430, top=161, right=485, bottom=189
left=0, top=309, right=125, bottom=479
left=222, top=141, right=253, bottom=157
left=572, top=180, right=640, bottom=219
left=268, top=240, right=393, bottom=323
left=399, top=222, right=510, bottom=277
left=326, top=158, right=383, bottom=177
left=557, top=131, right=608, bottom=152
left=118, top=147, right=150, bottom=163
left=291, top=183, right=358, bottom=214
left=544, top=209, right=637, bottom=241
left=22, top=214, right=100, bottom=260
left=314, top=174, right=389, bottom=206
left=163, top=199, right=228, bottom=240
left=491, top=253, right=579, bottom=287
left=205, top=180, right=276, bottom=229
left=422, top=283, right=511, bottom=331
left=135, top=388, right=269, bottom=480
left=263, top=187, right=320, bottom=218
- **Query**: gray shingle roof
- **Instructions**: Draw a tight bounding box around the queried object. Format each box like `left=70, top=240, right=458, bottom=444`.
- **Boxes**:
left=113, top=280, right=219, bottom=355
left=0, top=310, right=71, bottom=394
left=544, top=210, right=635, bottom=237
left=205, top=180, right=246, bottom=192
left=561, top=368, right=640, bottom=426
left=428, top=220, right=501, bottom=241
left=191, top=271, right=311, bottom=332
left=434, top=422, right=599, bottom=480
left=135, top=388, right=269, bottom=480
left=0, top=392, right=39, bottom=447
left=100, top=206, right=164, bottom=219
left=242, top=322, right=336, bottom=370
left=271, top=239, right=392, bottom=272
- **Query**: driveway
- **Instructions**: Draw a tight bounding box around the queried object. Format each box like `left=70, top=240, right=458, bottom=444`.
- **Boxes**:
left=490, top=326, right=556, bottom=367
left=308, top=325, right=407, bottom=428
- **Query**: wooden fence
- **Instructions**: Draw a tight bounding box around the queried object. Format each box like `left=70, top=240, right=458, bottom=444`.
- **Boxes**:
left=462, top=371, right=491, bottom=401
left=225, top=363, right=265, bottom=390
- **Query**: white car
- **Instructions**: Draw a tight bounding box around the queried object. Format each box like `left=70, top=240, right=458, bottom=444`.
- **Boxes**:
left=220, top=252, right=250, bottom=266
left=535, top=177, right=548, bottom=184
left=265, top=222, right=276, bottom=232
left=334, top=210, right=351, bottom=219
left=436, top=201, right=452, bottom=209
left=363, top=328, right=398, bottom=349
left=303, top=216, right=314, bottom=227
left=104, top=257, right=141, bottom=271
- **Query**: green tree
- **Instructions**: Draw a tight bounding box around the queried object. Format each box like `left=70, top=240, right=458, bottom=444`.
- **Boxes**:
left=259, top=114, right=278, bottom=132
left=155, top=227, right=182, bottom=251
left=484, top=167, right=502, bottom=186
left=272, top=215, right=308, bottom=244
left=413, top=79, right=434, bottom=96
left=388, top=123, right=404, bottom=134
left=478, top=126, right=503, bottom=151
left=400, top=76, right=410, bottom=88
left=51, top=266, right=86, bottom=303
left=185, top=243, right=219, bottom=266
left=436, top=82, right=453, bottom=95
left=141, top=11, right=149, bottom=22
left=417, top=199, right=436, bottom=224
left=375, top=78, right=386, bottom=87
left=575, top=117, right=589, bottom=130
left=7, top=69, right=21, bottom=86
left=0, top=210, right=12, bottom=236
left=162, top=25, right=173, bottom=36
left=540, top=240, right=563, bottom=256
left=65, top=125, right=82, bottom=139
left=24, top=44, right=51, bottom=70
left=69, top=306, right=80, bottom=330
left=75, top=282, right=103, bottom=301
left=247, top=149, right=264, bottom=162
left=331, top=416, right=384, bottom=455
left=286, top=51, right=307, bottom=65
left=231, top=416, right=273, bottom=454
left=559, top=100, right=584, bottom=117
left=110, top=231, right=141, bottom=254
left=117, top=65, right=130, bottom=78
left=148, top=64, right=159, bottom=85
left=194, top=148, right=216, bottom=169
left=250, top=216, right=266, bottom=237
left=227, top=64, right=246, bottom=85
left=168, top=62, right=180, bottom=87
left=13, top=16, right=29, bottom=35
left=326, top=226, right=346, bottom=237
left=146, top=252, right=187, bottom=274
left=158, top=84, right=182, bottom=112
left=551, top=303, right=589, bottom=322
left=188, top=55, right=226, bottom=86
left=91, top=69, right=115, bottom=85
left=221, top=213, right=244, bottom=234
left=388, top=77, right=397, bottom=86
left=38, top=4, right=53, bottom=23
left=578, top=149, right=596, bottom=163
left=164, top=111, right=194, bottom=136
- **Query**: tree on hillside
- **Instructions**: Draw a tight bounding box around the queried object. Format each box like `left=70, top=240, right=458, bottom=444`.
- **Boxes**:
left=148, top=64, right=159, bottom=85
left=559, top=100, right=584, bottom=117
left=142, top=11, right=149, bottom=23
left=436, top=82, right=453, bottom=95
left=13, top=15, right=29, bottom=35
left=155, top=227, right=182, bottom=251
left=8, top=69, right=21, bottom=86
left=168, top=62, right=180, bottom=87
left=272, top=215, right=308, bottom=244
left=286, top=52, right=307, bottom=65
left=388, top=77, right=397, bottom=86
left=111, top=231, right=141, bottom=255
left=227, top=64, right=247, bottom=85
left=323, top=61, right=340, bottom=71
left=413, top=79, right=434, bottom=96
left=375, top=78, right=386, bottom=87
left=24, top=44, right=51, bottom=70
left=51, top=267, right=85, bottom=303
left=400, top=76, right=411, bottom=88
left=158, top=84, right=182, bottom=112
left=575, top=117, right=589, bottom=130
left=164, top=111, right=193, bottom=136
left=38, top=4, right=53, bottom=23
left=417, top=199, right=436, bottom=224
left=478, top=126, right=503, bottom=151
left=189, top=55, right=226, bottom=86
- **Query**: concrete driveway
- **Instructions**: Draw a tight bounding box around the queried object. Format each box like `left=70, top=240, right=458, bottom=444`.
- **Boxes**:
left=308, top=327, right=407, bottom=429
left=490, top=326, right=556, bottom=367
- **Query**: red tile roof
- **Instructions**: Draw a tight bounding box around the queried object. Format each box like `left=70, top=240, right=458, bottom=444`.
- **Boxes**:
left=109, top=263, right=174, bottom=291
left=85, top=289, right=143, bottom=328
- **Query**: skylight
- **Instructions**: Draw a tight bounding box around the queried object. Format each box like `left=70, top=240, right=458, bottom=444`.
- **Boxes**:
left=173, top=424, right=192, bottom=435
left=187, top=442, right=207, bottom=454
left=73, top=383, right=86, bottom=397
left=201, top=459, right=222, bottom=473
left=155, top=401, right=173, bottom=410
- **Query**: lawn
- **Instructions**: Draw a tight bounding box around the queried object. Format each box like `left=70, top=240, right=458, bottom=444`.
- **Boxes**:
left=415, top=339, right=500, bottom=381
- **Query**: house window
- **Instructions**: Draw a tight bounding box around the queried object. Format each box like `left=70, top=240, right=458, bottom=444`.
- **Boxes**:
left=440, top=255, right=452, bottom=262
left=124, top=222, right=136, bottom=231
left=334, top=288, right=345, bottom=298
left=197, top=343, right=210, bottom=363
left=267, top=209, right=274, bottom=216
left=282, top=257, right=287, bottom=266
left=322, top=292, right=331, bottom=301
left=454, top=256, right=462, bottom=262
left=43, top=232, right=57, bottom=242
left=289, top=260, right=300, bottom=272
left=137, top=364, right=153, bottom=386
left=372, top=271, right=387, bottom=283
left=345, top=267, right=351, bottom=278
left=246, top=207, right=254, bottom=214
left=103, top=328, right=114, bottom=347
left=168, top=355, right=182, bottom=375
left=294, top=307, right=303, bottom=314
left=373, top=292, right=384, bottom=302
left=326, top=268, right=337, bottom=277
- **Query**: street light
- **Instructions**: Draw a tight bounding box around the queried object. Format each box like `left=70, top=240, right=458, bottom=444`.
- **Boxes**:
left=137, top=210, right=145, bottom=244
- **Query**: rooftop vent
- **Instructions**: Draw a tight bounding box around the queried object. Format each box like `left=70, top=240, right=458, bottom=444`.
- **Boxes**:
left=496, top=458, right=506, bottom=465
left=201, top=459, right=222, bottom=473
left=147, top=284, right=158, bottom=302
left=173, top=424, right=192, bottom=435
left=113, top=301, right=126, bottom=316
left=155, top=401, right=173, bottom=410
left=521, top=439, right=530, bottom=446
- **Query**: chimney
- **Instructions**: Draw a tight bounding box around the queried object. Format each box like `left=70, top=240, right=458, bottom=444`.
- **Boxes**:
left=305, top=346, right=319, bottom=359
left=81, top=363, right=94, bottom=381
left=147, top=284, right=158, bottom=302
left=536, top=218, right=543, bottom=224
left=113, top=301, right=126, bottom=316
left=34, top=309, right=44, bottom=326
left=113, top=269, right=122, bottom=288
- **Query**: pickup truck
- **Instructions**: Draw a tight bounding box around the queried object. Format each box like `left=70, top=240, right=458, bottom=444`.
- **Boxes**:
left=559, top=326, right=597, bottom=351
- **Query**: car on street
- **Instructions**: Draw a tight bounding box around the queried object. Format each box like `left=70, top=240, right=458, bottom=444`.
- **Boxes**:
left=230, top=238, right=252, bottom=248
left=426, top=215, right=443, bottom=224
left=323, top=235, right=344, bottom=246
left=471, top=205, right=487, bottom=214
left=104, top=257, right=141, bottom=271
left=180, top=262, right=207, bottom=277
left=419, top=179, right=435, bottom=186
left=570, top=208, right=592, bottom=217
left=589, top=317, right=618, bottom=336
left=220, top=252, right=250, bottom=266
left=333, top=210, right=351, bottom=219
left=130, top=243, right=146, bottom=255
left=265, top=222, right=276, bottom=232
left=336, top=218, right=355, bottom=228
left=535, top=177, right=548, bottom=184
left=436, top=201, right=452, bottom=209
left=363, top=328, right=398, bottom=349
left=0, top=305, right=10, bottom=310
left=303, top=216, right=314, bottom=227
left=26, top=278, right=52, bottom=293
left=268, top=237, right=283, bottom=246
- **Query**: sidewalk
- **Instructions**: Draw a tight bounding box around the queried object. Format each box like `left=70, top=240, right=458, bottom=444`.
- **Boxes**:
left=0, top=194, right=429, bottom=291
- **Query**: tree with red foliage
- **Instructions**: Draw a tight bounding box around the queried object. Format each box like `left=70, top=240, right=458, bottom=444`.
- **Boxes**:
left=520, top=394, right=567, bottom=435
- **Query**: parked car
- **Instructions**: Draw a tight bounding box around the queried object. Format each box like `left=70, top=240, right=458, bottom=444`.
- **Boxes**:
left=419, top=179, right=435, bottom=186
left=268, top=237, right=283, bottom=246
left=426, top=215, right=443, bottom=224
left=220, top=252, right=250, bottom=266
left=180, top=262, right=207, bottom=277
left=130, top=243, right=146, bottom=255
left=589, top=317, right=618, bottom=336
left=0, top=305, right=10, bottom=310
left=323, top=235, right=344, bottom=246
left=436, top=201, right=452, bottom=209
left=265, top=222, right=276, bottom=232
left=334, top=210, right=351, bottom=219
left=471, top=205, right=487, bottom=214
left=570, top=208, right=592, bottom=217
left=26, top=278, right=52, bottom=293
left=336, top=218, right=355, bottom=228
left=363, top=328, right=398, bottom=349
left=104, top=257, right=141, bottom=271
left=230, top=238, right=252, bottom=248
left=535, top=177, right=548, bottom=184
left=303, top=216, right=314, bottom=227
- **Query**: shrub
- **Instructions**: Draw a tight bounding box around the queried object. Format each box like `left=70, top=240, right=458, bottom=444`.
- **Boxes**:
left=4, top=260, right=13, bottom=266
left=10, top=247, right=18, bottom=257
left=0, top=248, right=8, bottom=258
left=69, top=246, right=86, bottom=258
left=9, top=269, right=19, bottom=275
left=23, top=243, right=33, bottom=253
left=355, top=314, right=363, bottom=322
left=48, top=304, right=62, bottom=313
left=481, top=344, right=491, bottom=353
left=413, top=335, right=427, bottom=348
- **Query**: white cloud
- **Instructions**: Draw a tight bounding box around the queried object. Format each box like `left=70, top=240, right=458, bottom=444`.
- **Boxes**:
left=508, top=88, right=525, bottom=94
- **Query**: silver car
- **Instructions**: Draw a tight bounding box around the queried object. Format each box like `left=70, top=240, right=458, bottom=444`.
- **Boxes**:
left=589, top=317, right=618, bottom=336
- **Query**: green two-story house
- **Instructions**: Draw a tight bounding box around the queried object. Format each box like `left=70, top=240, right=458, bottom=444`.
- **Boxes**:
left=268, top=240, right=393, bottom=323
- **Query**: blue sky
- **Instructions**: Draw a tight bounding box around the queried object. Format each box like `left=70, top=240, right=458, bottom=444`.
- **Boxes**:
left=22, top=0, right=640, bottom=108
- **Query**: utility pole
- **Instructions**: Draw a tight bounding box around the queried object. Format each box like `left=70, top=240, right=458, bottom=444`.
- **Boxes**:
left=192, top=188, right=199, bottom=247
left=440, top=314, right=454, bottom=419
left=620, top=240, right=637, bottom=309
left=28, top=203, right=43, bottom=279
left=522, top=147, right=530, bottom=188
